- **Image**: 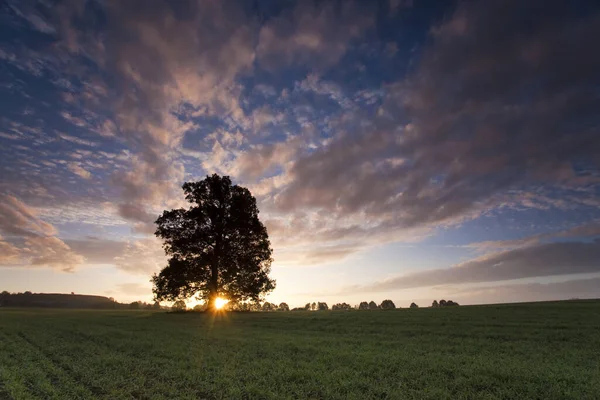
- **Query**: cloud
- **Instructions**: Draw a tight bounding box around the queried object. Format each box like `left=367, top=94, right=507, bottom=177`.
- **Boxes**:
left=0, top=194, right=57, bottom=236
left=469, top=221, right=600, bottom=251
left=67, top=163, right=92, bottom=179
left=3, top=0, right=599, bottom=274
left=102, top=0, right=259, bottom=227
left=346, top=240, right=600, bottom=294
left=24, top=235, right=84, bottom=272
left=0, top=235, right=21, bottom=264
left=66, top=238, right=127, bottom=265
left=232, top=137, right=303, bottom=180
left=7, top=1, right=56, bottom=34
left=0, top=194, right=83, bottom=271
left=273, top=0, right=600, bottom=235
left=447, top=277, right=600, bottom=305
left=257, top=1, right=374, bottom=71
left=113, top=237, right=167, bottom=275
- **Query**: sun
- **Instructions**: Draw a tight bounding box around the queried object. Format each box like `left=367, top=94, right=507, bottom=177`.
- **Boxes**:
left=214, top=297, right=229, bottom=310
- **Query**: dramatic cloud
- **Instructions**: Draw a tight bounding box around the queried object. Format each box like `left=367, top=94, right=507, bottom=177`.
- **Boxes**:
left=275, top=0, right=600, bottom=232
left=346, top=240, right=600, bottom=294
left=0, top=195, right=57, bottom=237
left=0, top=195, right=83, bottom=271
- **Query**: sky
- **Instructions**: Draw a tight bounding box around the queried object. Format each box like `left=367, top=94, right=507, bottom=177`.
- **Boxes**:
left=1, top=0, right=599, bottom=308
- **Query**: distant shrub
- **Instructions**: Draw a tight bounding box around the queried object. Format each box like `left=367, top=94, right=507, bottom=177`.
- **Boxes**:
left=262, top=302, right=277, bottom=312
left=358, top=301, right=369, bottom=310
left=129, top=301, right=141, bottom=310
left=380, top=300, right=396, bottom=310
left=278, top=302, right=290, bottom=311
left=368, top=301, right=379, bottom=310
left=317, top=302, right=329, bottom=311
left=431, top=299, right=459, bottom=307
left=332, top=303, right=352, bottom=310
left=410, top=302, right=419, bottom=308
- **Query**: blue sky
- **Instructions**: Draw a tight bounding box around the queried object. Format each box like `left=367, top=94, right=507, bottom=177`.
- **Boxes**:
left=1, top=0, right=599, bottom=307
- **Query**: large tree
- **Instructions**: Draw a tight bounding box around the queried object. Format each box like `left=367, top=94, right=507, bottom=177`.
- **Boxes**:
left=151, top=174, right=275, bottom=311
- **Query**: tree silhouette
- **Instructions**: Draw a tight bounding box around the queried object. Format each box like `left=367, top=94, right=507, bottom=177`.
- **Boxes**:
left=368, top=301, right=379, bottom=310
left=261, top=302, right=277, bottom=312
left=317, top=302, right=329, bottom=311
left=152, top=174, right=275, bottom=311
left=432, top=300, right=439, bottom=308
left=410, top=302, right=419, bottom=308
left=304, top=303, right=311, bottom=311
left=332, top=302, right=352, bottom=310
left=278, top=302, right=289, bottom=311
left=358, top=301, right=369, bottom=310
left=380, top=299, right=396, bottom=310
left=311, top=302, right=317, bottom=311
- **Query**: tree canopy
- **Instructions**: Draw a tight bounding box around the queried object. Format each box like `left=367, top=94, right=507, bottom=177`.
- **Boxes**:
left=151, top=174, right=275, bottom=311
left=380, top=299, right=396, bottom=310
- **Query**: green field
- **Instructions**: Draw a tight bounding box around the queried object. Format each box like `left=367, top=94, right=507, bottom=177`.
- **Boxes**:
left=1, top=301, right=599, bottom=399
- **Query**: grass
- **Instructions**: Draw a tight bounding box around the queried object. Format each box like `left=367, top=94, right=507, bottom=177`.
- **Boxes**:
left=1, top=300, right=599, bottom=399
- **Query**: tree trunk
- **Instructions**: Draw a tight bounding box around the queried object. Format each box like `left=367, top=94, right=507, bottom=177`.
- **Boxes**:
left=207, top=238, right=220, bottom=311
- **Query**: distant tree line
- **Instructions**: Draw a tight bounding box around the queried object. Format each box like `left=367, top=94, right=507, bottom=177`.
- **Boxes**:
left=0, top=291, right=168, bottom=310
left=431, top=299, right=459, bottom=307
left=1, top=291, right=459, bottom=312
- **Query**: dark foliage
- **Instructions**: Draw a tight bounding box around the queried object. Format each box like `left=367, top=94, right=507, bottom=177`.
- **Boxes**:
left=262, top=302, right=277, bottom=312
left=278, top=302, right=290, bottom=311
left=380, top=299, right=396, bottom=310
left=410, top=302, right=419, bottom=308
left=332, top=302, right=353, bottom=310
left=317, top=302, right=329, bottom=311
left=152, top=174, right=275, bottom=310
left=358, top=301, right=369, bottom=310
left=432, top=299, right=459, bottom=307
left=0, top=291, right=119, bottom=309
left=368, top=301, right=379, bottom=310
